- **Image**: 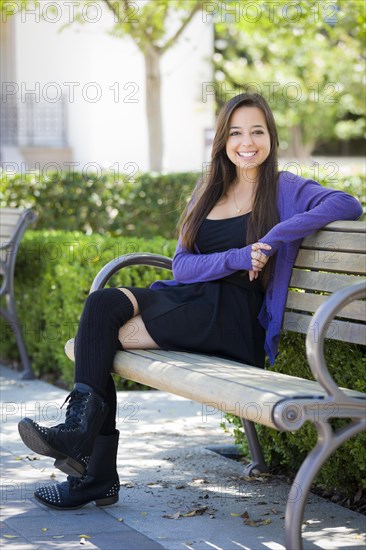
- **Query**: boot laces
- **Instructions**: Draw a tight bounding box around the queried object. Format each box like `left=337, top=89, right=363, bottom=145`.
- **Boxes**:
left=60, top=389, right=90, bottom=430
left=69, top=472, right=86, bottom=489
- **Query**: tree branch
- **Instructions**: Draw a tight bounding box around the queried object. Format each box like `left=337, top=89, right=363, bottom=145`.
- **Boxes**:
left=103, top=0, right=119, bottom=18
left=160, top=0, right=202, bottom=54
left=103, top=0, right=154, bottom=49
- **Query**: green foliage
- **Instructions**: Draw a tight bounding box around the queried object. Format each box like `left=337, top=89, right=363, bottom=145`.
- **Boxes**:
left=0, top=171, right=199, bottom=238
left=214, top=0, right=365, bottom=156
left=105, top=0, right=203, bottom=54
left=1, top=170, right=364, bottom=238
left=0, top=231, right=176, bottom=389
left=222, top=332, right=366, bottom=496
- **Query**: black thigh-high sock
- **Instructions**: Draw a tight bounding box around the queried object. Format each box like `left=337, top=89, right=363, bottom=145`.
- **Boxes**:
left=99, top=374, right=118, bottom=435
left=74, top=288, right=134, bottom=398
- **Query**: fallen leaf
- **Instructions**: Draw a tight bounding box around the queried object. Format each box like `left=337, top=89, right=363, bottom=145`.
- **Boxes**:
left=163, top=511, right=181, bottom=519
left=259, top=519, right=272, bottom=525
left=244, top=519, right=259, bottom=527
left=230, top=512, right=242, bottom=517
left=181, top=506, right=207, bottom=517
left=241, top=511, right=250, bottom=519
left=53, top=535, right=64, bottom=539
left=241, top=475, right=253, bottom=482
left=141, top=512, right=148, bottom=516
left=244, top=515, right=272, bottom=527
left=79, top=534, right=91, bottom=538
left=4, top=535, right=18, bottom=539
left=41, top=528, right=48, bottom=532
left=50, top=473, right=56, bottom=478
left=117, top=517, right=124, bottom=522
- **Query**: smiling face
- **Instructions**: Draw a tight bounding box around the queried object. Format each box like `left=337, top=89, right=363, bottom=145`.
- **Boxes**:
left=225, top=106, right=271, bottom=181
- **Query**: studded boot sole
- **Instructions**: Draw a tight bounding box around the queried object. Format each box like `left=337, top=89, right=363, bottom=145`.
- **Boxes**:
left=18, top=419, right=86, bottom=477
left=18, top=383, right=109, bottom=478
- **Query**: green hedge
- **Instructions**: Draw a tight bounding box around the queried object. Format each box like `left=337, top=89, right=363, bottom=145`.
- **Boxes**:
left=0, top=171, right=199, bottom=239
left=0, top=231, right=175, bottom=388
left=1, top=170, right=365, bottom=239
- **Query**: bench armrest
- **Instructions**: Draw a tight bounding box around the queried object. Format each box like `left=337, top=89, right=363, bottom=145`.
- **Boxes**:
left=306, top=281, right=366, bottom=402
left=90, top=252, right=173, bottom=293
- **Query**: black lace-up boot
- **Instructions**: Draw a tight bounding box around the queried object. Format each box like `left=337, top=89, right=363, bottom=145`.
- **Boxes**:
left=34, top=431, right=120, bottom=510
left=18, top=383, right=108, bottom=477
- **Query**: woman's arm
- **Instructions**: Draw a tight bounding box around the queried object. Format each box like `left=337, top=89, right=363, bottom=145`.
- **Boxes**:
left=259, top=178, right=362, bottom=255
left=172, top=240, right=271, bottom=284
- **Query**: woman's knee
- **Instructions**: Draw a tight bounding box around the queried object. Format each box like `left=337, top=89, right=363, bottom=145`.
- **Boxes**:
left=117, top=288, right=139, bottom=317
left=83, top=288, right=136, bottom=319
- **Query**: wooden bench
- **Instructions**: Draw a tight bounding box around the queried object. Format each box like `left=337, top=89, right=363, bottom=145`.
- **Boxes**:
left=0, top=207, right=37, bottom=379
left=65, top=220, right=366, bottom=550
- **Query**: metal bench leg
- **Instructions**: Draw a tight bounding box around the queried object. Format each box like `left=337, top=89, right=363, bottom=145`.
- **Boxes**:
left=285, top=418, right=366, bottom=550
left=241, top=418, right=268, bottom=475
left=1, top=295, right=34, bottom=380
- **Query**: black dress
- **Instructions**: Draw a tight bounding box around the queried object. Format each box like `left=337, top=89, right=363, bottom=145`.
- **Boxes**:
left=123, top=213, right=266, bottom=368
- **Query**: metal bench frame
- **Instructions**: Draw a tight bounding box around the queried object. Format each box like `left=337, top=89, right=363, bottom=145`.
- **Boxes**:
left=0, top=208, right=37, bottom=379
left=65, top=221, right=365, bottom=549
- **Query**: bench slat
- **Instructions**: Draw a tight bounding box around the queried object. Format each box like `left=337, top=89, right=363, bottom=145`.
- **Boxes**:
left=322, top=220, right=366, bottom=232
left=1, top=207, right=24, bottom=214
left=294, top=250, right=365, bottom=274
left=0, top=224, right=18, bottom=238
left=286, top=291, right=365, bottom=321
left=301, top=231, right=365, bottom=253
left=109, top=348, right=364, bottom=429
left=283, top=312, right=366, bottom=344
left=289, top=270, right=362, bottom=293
left=1, top=212, right=23, bottom=226
left=64, top=340, right=365, bottom=421
left=149, top=348, right=246, bottom=367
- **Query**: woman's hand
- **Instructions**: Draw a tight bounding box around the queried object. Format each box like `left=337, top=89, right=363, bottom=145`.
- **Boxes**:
left=249, top=242, right=271, bottom=281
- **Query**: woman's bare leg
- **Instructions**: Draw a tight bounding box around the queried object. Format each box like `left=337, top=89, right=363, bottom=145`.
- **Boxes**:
left=117, top=288, right=160, bottom=349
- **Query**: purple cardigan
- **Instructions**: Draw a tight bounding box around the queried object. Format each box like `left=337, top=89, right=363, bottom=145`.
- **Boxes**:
left=150, top=171, right=362, bottom=364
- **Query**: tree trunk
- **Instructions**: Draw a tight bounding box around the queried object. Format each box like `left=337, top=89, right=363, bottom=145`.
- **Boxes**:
left=287, top=125, right=315, bottom=162
left=144, top=46, right=163, bottom=172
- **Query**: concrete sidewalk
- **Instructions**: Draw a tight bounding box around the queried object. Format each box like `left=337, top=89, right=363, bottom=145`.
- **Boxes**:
left=1, top=364, right=365, bottom=550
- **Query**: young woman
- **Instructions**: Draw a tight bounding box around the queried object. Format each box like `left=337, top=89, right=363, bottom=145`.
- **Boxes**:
left=18, top=93, right=362, bottom=510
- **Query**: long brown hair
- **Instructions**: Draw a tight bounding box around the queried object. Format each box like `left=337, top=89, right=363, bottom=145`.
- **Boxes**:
left=177, top=92, right=280, bottom=288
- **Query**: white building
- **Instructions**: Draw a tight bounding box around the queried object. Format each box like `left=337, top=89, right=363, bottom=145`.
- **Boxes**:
left=1, top=1, right=215, bottom=175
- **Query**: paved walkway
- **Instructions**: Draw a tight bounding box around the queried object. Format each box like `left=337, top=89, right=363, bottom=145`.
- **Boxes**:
left=1, top=364, right=365, bottom=550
